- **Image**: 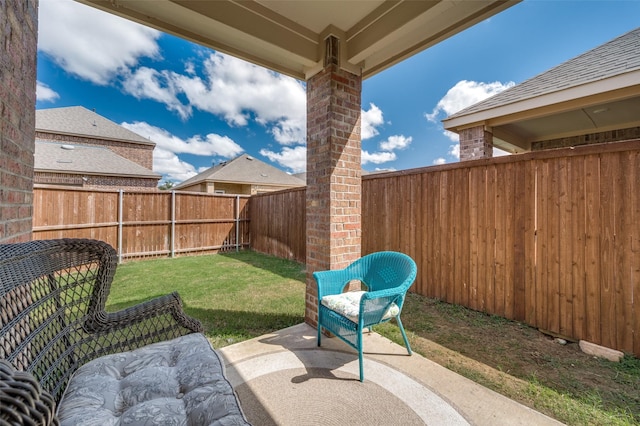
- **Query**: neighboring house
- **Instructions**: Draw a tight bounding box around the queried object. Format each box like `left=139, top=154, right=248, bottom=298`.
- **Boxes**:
left=444, top=27, right=640, bottom=160
left=35, top=106, right=160, bottom=191
left=174, top=154, right=305, bottom=195
left=34, top=142, right=161, bottom=191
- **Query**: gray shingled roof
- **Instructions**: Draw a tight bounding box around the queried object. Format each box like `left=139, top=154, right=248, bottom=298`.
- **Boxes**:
left=35, top=141, right=160, bottom=178
left=36, top=106, right=154, bottom=146
left=174, top=154, right=305, bottom=189
left=447, top=27, right=640, bottom=119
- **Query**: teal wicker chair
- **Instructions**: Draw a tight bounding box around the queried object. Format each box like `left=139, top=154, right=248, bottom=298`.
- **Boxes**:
left=314, top=251, right=417, bottom=382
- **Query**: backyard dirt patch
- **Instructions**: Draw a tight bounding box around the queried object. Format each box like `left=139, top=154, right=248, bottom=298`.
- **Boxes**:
left=399, top=293, right=640, bottom=425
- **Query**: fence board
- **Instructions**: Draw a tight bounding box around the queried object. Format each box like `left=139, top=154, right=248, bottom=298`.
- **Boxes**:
left=599, top=154, right=617, bottom=350
left=584, top=155, right=601, bottom=344
left=570, top=157, right=587, bottom=341
left=558, top=157, right=571, bottom=337
left=440, top=170, right=453, bottom=301
left=615, top=151, right=635, bottom=352
left=497, top=162, right=515, bottom=319
left=485, top=165, right=497, bottom=314
left=454, top=168, right=470, bottom=308
left=633, top=150, right=640, bottom=356
left=521, top=159, right=536, bottom=323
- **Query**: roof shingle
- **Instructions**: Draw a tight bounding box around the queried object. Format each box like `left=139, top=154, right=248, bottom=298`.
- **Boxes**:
left=35, top=141, right=160, bottom=178
left=36, top=106, right=154, bottom=146
left=174, top=154, right=304, bottom=189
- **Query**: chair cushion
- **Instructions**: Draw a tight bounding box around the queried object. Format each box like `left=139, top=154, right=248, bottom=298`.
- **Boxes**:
left=57, top=333, right=248, bottom=426
left=321, top=291, right=399, bottom=323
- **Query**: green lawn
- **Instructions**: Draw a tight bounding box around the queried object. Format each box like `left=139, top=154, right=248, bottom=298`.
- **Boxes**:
left=107, top=250, right=306, bottom=348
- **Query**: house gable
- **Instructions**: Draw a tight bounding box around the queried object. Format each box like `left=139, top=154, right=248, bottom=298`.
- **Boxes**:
left=174, top=154, right=305, bottom=194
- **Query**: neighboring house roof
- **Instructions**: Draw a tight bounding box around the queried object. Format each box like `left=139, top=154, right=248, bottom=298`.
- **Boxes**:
left=174, top=154, right=305, bottom=189
left=36, top=106, right=155, bottom=146
left=443, top=27, right=640, bottom=152
left=35, top=141, right=160, bottom=178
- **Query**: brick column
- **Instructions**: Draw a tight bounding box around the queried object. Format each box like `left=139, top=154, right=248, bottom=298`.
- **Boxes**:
left=0, top=0, right=38, bottom=243
left=305, top=39, right=362, bottom=326
left=459, top=125, right=493, bottom=161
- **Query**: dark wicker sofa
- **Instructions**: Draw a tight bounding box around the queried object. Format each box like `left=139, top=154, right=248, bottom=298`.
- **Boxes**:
left=0, top=238, right=249, bottom=425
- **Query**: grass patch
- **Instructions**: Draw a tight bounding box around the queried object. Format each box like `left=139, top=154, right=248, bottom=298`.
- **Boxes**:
left=107, top=250, right=306, bottom=348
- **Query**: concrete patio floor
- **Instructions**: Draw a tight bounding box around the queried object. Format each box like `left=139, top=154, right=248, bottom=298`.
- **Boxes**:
left=217, top=323, right=563, bottom=425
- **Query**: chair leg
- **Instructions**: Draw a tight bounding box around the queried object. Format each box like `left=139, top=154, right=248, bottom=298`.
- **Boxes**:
left=317, top=324, right=322, bottom=347
left=358, top=347, right=364, bottom=382
left=396, top=316, right=412, bottom=355
left=357, top=329, right=364, bottom=382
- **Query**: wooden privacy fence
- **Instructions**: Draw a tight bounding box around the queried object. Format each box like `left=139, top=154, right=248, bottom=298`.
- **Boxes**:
left=31, top=141, right=640, bottom=356
left=249, top=141, right=640, bottom=357
left=250, top=187, right=306, bottom=263
left=32, top=188, right=250, bottom=261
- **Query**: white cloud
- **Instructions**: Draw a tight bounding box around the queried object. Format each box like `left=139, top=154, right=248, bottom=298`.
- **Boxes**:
left=120, top=121, right=244, bottom=182
left=433, top=158, right=447, bottom=165
left=426, top=80, right=515, bottom=123
left=121, top=52, right=307, bottom=144
left=36, top=81, right=59, bottom=102
left=362, top=150, right=396, bottom=165
left=122, top=68, right=192, bottom=120
left=260, top=146, right=307, bottom=173
left=444, top=129, right=460, bottom=143
left=448, top=144, right=460, bottom=160
left=380, top=135, right=412, bottom=151
left=184, top=62, right=196, bottom=75
left=153, top=148, right=198, bottom=183
left=38, top=0, right=161, bottom=85
left=122, top=121, right=244, bottom=158
left=361, top=103, right=384, bottom=140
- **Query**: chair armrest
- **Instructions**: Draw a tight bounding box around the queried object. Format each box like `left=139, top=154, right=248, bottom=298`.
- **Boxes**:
left=81, top=292, right=203, bottom=360
left=0, top=360, right=59, bottom=426
left=358, top=288, right=406, bottom=326
left=313, top=268, right=358, bottom=299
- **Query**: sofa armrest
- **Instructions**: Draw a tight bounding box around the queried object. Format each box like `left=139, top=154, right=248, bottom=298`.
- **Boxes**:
left=81, top=292, right=204, bottom=361
left=0, top=359, right=59, bottom=426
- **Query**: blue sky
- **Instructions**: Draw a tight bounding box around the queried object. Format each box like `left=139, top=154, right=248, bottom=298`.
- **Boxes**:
left=36, top=0, right=640, bottom=185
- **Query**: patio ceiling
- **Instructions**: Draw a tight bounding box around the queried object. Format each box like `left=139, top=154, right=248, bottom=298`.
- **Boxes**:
left=77, top=0, right=519, bottom=80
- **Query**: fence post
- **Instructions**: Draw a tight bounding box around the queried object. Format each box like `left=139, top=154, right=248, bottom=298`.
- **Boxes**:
left=235, top=195, right=240, bottom=252
left=118, top=189, right=123, bottom=264
left=171, top=191, right=176, bottom=258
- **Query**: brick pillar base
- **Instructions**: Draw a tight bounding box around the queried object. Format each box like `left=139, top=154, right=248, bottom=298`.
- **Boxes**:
left=0, top=0, right=38, bottom=243
left=459, top=126, right=493, bottom=161
left=305, top=62, right=362, bottom=326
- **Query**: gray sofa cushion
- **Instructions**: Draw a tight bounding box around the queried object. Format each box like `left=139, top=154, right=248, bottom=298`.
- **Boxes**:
left=57, top=333, right=249, bottom=425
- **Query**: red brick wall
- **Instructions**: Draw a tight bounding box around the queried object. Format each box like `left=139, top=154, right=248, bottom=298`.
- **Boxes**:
left=36, top=131, right=154, bottom=169
left=1, top=0, right=38, bottom=243
left=305, top=61, right=362, bottom=325
left=532, top=126, right=640, bottom=150
left=34, top=173, right=159, bottom=192
left=459, top=126, right=493, bottom=161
